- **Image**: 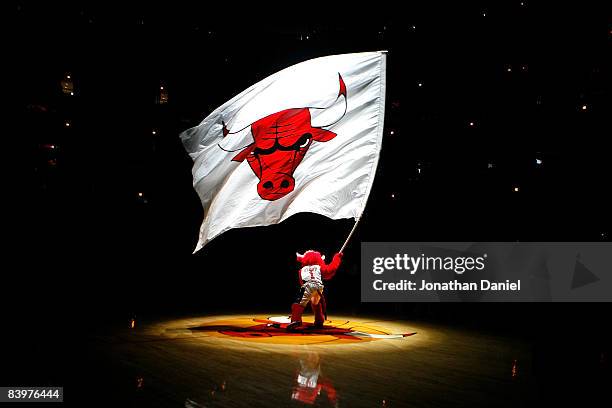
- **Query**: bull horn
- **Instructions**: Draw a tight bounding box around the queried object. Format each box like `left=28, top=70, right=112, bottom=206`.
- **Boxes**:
left=296, top=252, right=305, bottom=262
left=217, top=120, right=254, bottom=153
left=309, top=73, right=348, bottom=129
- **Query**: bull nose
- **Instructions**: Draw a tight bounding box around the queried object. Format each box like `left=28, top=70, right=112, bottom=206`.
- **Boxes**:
left=257, top=174, right=295, bottom=201
left=261, top=178, right=292, bottom=190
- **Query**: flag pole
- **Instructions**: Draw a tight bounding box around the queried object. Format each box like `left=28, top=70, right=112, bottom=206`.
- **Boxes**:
left=339, top=217, right=361, bottom=253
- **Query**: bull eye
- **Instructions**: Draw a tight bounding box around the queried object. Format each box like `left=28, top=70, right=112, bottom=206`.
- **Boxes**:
left=298, top=133, right=312, bottom=148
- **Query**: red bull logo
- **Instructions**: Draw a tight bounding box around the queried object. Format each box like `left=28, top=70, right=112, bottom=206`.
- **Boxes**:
left=219, top=74, right=347, bottom=200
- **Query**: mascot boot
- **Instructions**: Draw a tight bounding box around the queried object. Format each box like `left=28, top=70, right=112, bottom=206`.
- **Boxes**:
left=312, top=302, right=325, bottom=328
left=320, top=293, right=328, bottom=320
left=287, top=303, right=305, bottom=330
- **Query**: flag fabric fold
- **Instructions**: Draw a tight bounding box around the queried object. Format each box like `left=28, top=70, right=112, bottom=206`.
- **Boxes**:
left=181, top=51, right=387, bottom=252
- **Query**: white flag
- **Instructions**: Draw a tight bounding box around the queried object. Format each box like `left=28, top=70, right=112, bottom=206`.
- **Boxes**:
left=181, top=51, right=386, bottom=252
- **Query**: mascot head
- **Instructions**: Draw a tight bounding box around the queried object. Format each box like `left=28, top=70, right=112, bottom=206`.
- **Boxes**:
left=296, top=250, right=326, bottom=266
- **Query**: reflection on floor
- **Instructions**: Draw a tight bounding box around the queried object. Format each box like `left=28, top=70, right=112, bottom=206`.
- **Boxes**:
left=86, top=315, right=533, bottom=407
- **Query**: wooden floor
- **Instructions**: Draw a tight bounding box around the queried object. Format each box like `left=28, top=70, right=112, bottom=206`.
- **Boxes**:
left=86, top=314, right=533, bottom=407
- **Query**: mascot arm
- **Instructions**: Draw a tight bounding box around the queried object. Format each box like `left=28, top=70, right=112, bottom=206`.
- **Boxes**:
left=321, top=253, right=343, bottom=280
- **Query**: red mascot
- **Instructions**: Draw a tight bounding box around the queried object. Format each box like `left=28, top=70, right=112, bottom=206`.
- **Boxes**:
left=288, top=250, right=343, bottom=330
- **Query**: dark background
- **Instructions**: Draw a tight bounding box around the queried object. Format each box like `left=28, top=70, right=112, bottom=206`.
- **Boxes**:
left=6, top=1, right=611, bottom=404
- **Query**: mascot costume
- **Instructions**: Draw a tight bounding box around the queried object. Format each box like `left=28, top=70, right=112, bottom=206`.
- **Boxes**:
left=288, top=250, right=343, bottom=330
